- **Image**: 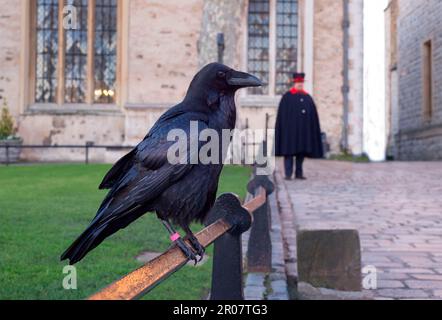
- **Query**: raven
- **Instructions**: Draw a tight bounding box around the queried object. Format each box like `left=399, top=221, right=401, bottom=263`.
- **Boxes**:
left=61, top=63, right=261, bottom=265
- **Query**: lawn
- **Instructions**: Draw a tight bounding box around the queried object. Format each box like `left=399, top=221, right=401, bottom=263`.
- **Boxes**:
left=0, top=164, right=251, bottom=300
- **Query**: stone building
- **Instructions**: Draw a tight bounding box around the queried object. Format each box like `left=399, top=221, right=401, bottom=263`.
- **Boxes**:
left=386, top=0, right=442, bottom=160
left=0, top=0, right=364, bottom=162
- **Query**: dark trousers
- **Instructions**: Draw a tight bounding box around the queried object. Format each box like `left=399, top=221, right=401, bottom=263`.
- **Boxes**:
left=284, top=155, right=305, bottom=178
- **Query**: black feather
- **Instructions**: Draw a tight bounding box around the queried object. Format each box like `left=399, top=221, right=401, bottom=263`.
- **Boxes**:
left=99, top=149, right=137, bottom=190
left=61, top=63, right=261, bottom=264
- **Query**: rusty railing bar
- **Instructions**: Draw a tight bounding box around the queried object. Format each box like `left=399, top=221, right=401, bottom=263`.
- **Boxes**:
left=88, top=189, right=267, bottom=301
left=243, top=187, right=266, bottom=214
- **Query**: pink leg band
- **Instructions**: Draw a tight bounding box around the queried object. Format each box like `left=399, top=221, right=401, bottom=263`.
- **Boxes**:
left=170, top=233, right=181, bottom=242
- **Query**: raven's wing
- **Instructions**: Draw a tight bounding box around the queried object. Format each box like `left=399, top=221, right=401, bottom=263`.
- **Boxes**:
left=99, top=104, right=208, bottom=190
left=61, top=111, right=209, bottom=264
left=99, top=105, right=195, bottom=190
left=99, top=149, right=137, bottom=190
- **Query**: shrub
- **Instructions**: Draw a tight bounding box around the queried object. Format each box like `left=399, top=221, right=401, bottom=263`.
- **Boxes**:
left=0, top=100, right=18, bottom=140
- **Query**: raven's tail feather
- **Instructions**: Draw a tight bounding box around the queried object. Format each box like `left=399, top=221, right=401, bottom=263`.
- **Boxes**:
left=61, top=205, right=148, bottom=265
left=60, top=223, right=107, bottom=265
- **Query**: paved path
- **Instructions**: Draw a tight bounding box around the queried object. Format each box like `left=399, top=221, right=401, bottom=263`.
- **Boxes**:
left=276, top=160, right=442, bottom=300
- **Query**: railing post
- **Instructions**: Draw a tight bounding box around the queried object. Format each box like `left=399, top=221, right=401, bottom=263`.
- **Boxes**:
left=85, top=142, right=94, bottom=165
left=6, top=144, right=10, bottom=166
left=246, top=171, right=275, bottom=273
left=205, top=193, right=253, bottom=300
left=211, top=231, right=244, bottom=300
left=264, top=113, right=270, bottom=157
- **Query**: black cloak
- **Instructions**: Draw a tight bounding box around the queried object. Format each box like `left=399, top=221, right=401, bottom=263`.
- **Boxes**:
left=275, top=90, right=324, bottom=158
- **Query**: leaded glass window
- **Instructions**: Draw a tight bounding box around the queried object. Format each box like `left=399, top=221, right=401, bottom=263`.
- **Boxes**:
left=35, top=0, right=59, bottom=103
left=94, top=0, right=117, bottom=103
left=247, top=0, right=298, bottom=96
left=33, top=0, right=118, bottom=105
left=247, top=0, right=270, bottom=95
left=64, top=0, right=88, bottom=103
left=276, top=0, right=298, bottom=95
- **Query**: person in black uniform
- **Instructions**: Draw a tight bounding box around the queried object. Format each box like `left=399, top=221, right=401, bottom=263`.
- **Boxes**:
left=275, top=73, right=324, bottom=180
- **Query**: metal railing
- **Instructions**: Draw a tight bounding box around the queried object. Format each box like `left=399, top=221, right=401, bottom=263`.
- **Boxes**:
left=0, top=144, right=135, bottom=165
left=88, top=173, right=275, bottom=301
left=0, top=114, right=272, bottom=166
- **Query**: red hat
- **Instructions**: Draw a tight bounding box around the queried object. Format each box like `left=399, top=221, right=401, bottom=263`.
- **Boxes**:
left=293, top=73, right=306, bottom=83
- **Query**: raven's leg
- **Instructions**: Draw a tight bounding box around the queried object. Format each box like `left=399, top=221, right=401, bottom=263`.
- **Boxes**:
left=183, top=226, right=205, bottom=261
left=161, top=219, right=198, bottom=265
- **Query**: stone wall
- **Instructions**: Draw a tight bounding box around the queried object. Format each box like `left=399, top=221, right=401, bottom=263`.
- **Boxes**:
left=198, top=0, right=247, bottom=69
left=313, top=0, right=345, bottom=154
left=0, top=0, right=22, bottom=119
left=0, top=0, right=365, bottom=162
left=385, top=0, right=399, bottom=158
left=123, top=0, right=205, bottom=145
left=397, top=128, right=442, bottom=160
left=126, top=0, right=204, bottom=104
left=347, top=0, right=364, bottom=156
left=19, top=113, right=125, bottom=162
left=395, top=0, right=442, bottom=160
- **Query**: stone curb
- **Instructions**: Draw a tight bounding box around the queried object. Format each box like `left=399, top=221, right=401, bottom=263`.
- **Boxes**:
left=242, top=175, right=289, bottom=300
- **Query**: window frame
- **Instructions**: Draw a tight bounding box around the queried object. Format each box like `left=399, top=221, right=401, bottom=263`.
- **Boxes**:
left=246, top=0, right=301, bottom=98
left=29, top=0, right=122, bottom=108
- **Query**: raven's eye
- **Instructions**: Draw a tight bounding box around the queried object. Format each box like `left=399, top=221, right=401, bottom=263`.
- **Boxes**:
left=217, top=71, right=226, bottom=79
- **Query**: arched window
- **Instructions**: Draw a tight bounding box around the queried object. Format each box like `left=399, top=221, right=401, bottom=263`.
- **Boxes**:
left=247, top=0, right=299, bottom=96
left=33, top=0, right=118, bottom=105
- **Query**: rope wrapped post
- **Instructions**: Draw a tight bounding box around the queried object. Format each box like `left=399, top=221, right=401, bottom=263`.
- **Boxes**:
left=246, top=173, right=275, bottom=273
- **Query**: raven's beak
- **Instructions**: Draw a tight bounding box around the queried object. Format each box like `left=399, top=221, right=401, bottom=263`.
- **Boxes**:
left=227, top=70, right=262, bottom=88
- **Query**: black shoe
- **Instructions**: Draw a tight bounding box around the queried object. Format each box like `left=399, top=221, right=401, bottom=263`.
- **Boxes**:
left=284, top=176, right=292, bottom=181
left=295, top=176, right=307, bottom=180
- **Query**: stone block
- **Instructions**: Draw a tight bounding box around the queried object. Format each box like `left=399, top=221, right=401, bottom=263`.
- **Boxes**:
left=297, top=229, right=362, bottom=292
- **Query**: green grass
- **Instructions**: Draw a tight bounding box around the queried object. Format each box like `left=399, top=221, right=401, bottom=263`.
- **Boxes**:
left=0, top=164, right=251, bottom=300
left=328, top=153, right=370, bottom=163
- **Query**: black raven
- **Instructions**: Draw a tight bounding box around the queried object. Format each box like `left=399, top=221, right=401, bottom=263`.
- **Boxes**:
left=61, top=63, right=261, bottom=265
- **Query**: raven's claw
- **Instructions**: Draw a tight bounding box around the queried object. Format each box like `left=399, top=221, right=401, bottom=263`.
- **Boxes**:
left=188, top=236, right=205, bottom=262
left=175, top=238, right=198, bottom=265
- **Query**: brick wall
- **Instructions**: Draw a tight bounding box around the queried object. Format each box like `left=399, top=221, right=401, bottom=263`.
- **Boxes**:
left=395, top=0, right=442, bottom=160
left=0, top=0, right=22, bottom=119
left=127, top=0, right=204, bottom=105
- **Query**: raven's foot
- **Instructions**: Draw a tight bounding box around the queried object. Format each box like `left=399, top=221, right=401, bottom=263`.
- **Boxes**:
left=175, top=238, right=198, bottom=265
left=187, top=235, right=205, bottom=262
left=161, top=219, right=199, bottom=265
